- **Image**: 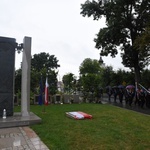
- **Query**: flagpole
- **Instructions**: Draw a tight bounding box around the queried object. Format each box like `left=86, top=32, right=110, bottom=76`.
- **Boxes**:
left=42, top=102, right=46, bottom=113
left=139, top=83, right=150, bottom=94
left=42, top=92, right=46, bottom=113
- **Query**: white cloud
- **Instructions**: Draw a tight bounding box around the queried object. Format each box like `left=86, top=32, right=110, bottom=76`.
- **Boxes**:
left=0, top=0, right=126, bottom=79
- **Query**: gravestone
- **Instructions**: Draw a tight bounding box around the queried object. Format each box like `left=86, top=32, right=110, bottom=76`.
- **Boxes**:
left=34, top=95, right=39, bottom=104
left=54, top=94, right=61, bottom=104
left=34, top=95, right=52, bottom=104
left=48, top=95, right=52, bottom=104
left=63, top=94, right=71, bottom=104
left=0, top=37, right=16, bottom=117
left=73, top=95, right=80, bottom=103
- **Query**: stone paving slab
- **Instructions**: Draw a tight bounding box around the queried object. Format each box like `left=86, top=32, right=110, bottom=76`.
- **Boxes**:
left=0, top=126, right=49, bottom=150
left=0, top=112, right=42, bottom=129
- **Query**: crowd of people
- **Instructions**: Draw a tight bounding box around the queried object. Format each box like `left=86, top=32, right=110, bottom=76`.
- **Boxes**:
left=106, top=85, right=150, bottom=108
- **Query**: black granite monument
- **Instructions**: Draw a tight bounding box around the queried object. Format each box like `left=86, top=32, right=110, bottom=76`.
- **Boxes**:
left=0, top=36, right=16, bottom=117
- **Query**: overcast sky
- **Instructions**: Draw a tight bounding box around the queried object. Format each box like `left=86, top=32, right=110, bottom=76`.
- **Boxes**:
left=0, top=0, right=126, bottom=79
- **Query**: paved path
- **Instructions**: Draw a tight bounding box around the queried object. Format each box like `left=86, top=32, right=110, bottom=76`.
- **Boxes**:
left=101, top=95, right=150, bottom=115
left=0, top=126, right=49, bottom=150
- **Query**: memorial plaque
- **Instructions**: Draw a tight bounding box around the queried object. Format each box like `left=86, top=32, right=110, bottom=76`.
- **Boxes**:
left=48, top=95, right=52, bottom=104
left=34, top=95, right=39, bottom=104
left=73, top=95, right=80, bottom=103
left=0, top=37, right=16, bottom=117
left=63, top=94, right=71, bottom=104
left=34, top=95, right=52, bottom=105
left=54, top=94, right=61, bottom=104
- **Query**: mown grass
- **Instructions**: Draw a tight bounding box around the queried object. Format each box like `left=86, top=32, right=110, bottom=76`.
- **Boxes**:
left=15, top=103, right=150, bottom=150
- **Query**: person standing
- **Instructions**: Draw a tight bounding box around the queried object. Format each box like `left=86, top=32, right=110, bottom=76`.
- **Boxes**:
left=145, top=88, right=150, bottom=108
left=118, top=88, right=124, bottom=103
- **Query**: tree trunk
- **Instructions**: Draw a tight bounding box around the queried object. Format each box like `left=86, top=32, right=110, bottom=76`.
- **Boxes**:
left=134, top=64, right=141, bottom=84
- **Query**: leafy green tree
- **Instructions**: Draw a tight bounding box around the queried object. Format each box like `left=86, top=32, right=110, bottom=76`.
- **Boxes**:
left=31, top=52, right=60, bottom=95
left=81, top=0, right=150, bottom=83
left=31, top=52, right=60, bottom=71
left=111, top=69, right=135, bottom=86
left=47, top=70, right=58, bottom=95
left=62, top=73, right=76, bottom=93
left=30, top=69, right=41, bottom=94
left=111, top=70, right=123, bottom=86
left=79, top=58, right=103, bottom=100
left=115, top=69, right=135, bottom=86
left=81, top=73, right=101, bottom=92
left=141, top=69, right=150, bottom=88
left=98, top=66, right=135, bottom=89
left=15, top=52, right=60, bottom=97
left=100, top=66, right=114, bottom=87
left=134, top=23, right=150, bottom=57
left=15, top=68, right=22, bottom=94
left=79, top=58, right=102, bottom=75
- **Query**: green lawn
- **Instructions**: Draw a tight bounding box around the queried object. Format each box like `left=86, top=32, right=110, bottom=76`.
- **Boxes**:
left=15, top=103, right=150, bottom=150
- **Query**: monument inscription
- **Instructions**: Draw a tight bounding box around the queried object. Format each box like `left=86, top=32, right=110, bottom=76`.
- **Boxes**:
left=0, top=37, right=16, bottom=117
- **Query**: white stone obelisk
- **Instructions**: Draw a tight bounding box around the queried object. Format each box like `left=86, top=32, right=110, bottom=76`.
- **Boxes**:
left=21, top=37, right=31, bottom=117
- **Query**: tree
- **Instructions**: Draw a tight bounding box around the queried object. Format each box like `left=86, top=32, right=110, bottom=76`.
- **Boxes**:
left=115, top=69, right=135, bottom=86
left=134, top=23, right=150, bottom=58
left=62, top=73, right=76, bottom=93
left=99, top=66, right=135, bottom=88
left=15, top=68, right=22, bottom=94
left=79, top=58, right=102, bottom=75
left=81, top=73, right=101, bottom=92
left=141, top=69, right=150, bottom=88
left=81, top=0, right=150, bottom=83
left=47, top=70, right=58, bottom=95
left=31, top=52, right=60, bottom=94
left=31, top=52, right=60, bottom=95
left=79, top=58, right=103, bottom=100
left=15, top=52, right=60, bottom=97
left=31, top=52, right=60, bottom=71
left=100, top=66, right=114, bottom=87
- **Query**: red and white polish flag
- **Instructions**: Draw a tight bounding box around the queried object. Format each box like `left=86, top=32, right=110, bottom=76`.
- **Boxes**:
left=45, top=77, right=49, bottom=105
